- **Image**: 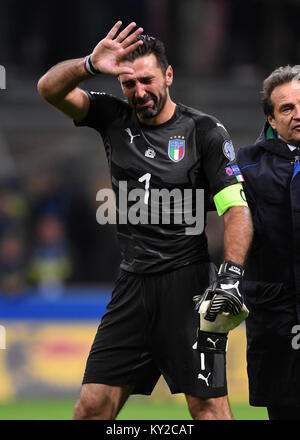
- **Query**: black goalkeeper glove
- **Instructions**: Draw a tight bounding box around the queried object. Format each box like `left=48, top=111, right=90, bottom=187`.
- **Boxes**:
left=194, top=260, right=245, bottom=322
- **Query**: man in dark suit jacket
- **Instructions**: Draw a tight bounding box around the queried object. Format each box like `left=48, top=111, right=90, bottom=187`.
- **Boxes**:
left=237, top=65, right=300, bottom=420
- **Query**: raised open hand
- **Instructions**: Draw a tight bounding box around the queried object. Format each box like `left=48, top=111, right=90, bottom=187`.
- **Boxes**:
left=90, top=21, right=144, bottom=76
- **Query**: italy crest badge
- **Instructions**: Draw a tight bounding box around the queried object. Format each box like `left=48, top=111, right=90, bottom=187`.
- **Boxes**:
left=168, top=137, right=185, bottom=162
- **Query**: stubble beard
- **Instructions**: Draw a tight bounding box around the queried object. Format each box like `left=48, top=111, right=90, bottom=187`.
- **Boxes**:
left=132, top=87, right=168, bottom=121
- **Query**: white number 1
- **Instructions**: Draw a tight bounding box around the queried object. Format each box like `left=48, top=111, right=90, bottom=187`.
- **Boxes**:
left=138, top=173, right=151, bottom=205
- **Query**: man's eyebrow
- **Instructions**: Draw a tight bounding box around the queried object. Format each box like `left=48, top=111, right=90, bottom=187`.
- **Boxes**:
left=139, top=75, right=155, bottom=80
left=121, top=79, right=136, bottom=86
left=279, top=102, right=294, bottom=110
left=122, top=75, right=155, bottom=86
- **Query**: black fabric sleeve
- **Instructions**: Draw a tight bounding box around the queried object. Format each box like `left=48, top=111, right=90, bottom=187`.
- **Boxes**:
left=236, top=146, right=256, bottom=210
left=74, top=91, right=129, bottom=132
left=199, top=117, right=242, bottom=196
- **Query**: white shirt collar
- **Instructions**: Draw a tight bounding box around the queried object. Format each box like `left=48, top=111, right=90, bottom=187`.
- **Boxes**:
left=278, top=134, right=297, bottom=151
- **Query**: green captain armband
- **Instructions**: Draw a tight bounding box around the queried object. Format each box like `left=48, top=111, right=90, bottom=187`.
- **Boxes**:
left=213, top=184, right=248, bottom=216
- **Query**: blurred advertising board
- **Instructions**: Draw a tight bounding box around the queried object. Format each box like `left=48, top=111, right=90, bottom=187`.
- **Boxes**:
left=0, top=290, right=249, bottom=404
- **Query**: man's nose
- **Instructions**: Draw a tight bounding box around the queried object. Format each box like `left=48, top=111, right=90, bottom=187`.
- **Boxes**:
left=293, top=104, right=300, bottom=119
left=134, top=82, right=146, bottom=99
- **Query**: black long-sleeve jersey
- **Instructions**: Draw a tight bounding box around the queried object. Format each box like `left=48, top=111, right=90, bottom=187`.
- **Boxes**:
left=75, top=92, right=241, bottom=274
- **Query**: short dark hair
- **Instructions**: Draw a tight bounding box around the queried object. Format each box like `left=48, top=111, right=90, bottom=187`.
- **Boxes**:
left=262, top=65, right=300, bottom=117
left=122, top=35, right=169, bottom=73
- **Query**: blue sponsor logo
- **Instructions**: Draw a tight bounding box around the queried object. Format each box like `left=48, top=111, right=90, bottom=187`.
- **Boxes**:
left=225, top=165, right=241, bottom=176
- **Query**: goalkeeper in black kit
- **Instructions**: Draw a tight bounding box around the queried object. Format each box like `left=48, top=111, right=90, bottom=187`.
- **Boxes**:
left=37, top=20, right=253, bottom=420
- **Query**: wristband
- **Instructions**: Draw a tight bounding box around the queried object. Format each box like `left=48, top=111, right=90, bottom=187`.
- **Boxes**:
left=219, top=260, right=244, bottom=278
left=84, top=54, right=101, bottom=76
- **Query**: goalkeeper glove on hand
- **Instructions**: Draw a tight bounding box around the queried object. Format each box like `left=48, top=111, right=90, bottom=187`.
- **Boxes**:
left=194, top=296, right=249, bottom=334
left=193, top=260, right=249, bottom=328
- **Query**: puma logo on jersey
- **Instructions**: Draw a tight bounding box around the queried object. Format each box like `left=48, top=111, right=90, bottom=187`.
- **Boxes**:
left=207, top=337, right=219, bottom=349
left=197, top=372, right=211, bottom=386
left=125, top=128, right=141, bottom=144
left=217, top=122, right=226, bottom=130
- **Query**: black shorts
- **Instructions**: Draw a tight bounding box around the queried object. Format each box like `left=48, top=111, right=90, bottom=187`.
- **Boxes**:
left=82, top=262, right=228, bottom=398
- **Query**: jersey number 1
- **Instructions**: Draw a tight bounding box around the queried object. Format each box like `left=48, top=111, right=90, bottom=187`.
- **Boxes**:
left=138, top=173, right=151, bottom=205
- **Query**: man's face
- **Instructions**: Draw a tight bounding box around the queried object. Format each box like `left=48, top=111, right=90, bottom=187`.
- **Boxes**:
left=268, top=80, right=300, bottom=147
left=119, top=54, right=173, bottom=123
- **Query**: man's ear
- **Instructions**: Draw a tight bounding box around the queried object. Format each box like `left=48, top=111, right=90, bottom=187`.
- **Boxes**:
left=165, top=65, right=173, bottom=87
left=267, top=114, right=276, bottom=130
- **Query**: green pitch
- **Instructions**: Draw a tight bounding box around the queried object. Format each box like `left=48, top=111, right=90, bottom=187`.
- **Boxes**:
left=0, top=399, right=268, bottom=420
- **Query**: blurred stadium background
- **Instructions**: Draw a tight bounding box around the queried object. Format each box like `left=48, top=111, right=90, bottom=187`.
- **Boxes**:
left=0, top=0, right=299, bottom=420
